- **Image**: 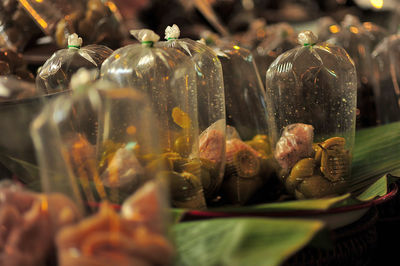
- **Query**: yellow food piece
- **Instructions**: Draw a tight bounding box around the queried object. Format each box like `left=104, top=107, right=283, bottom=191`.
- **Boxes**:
left=172, top=107, right=191, bottom=129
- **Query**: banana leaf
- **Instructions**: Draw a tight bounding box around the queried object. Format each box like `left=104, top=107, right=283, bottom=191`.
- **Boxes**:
left=172, top=217, right=325, bottom=266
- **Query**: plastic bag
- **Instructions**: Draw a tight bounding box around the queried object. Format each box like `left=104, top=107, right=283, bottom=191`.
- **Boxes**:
left=36, top=33, right=113, bottom=94
left=372, top=33, right=400, bottom=124
left=101, top=29, right=206, bottom=209
left=31, top=70, right=174, bottom=264
left=327, top=14, right=378, bottom=127
left=210, top=43, right=276, bottom=205
left=266, top=30, right=357, bottom=199
left=157, top=24, right=226, bottom=201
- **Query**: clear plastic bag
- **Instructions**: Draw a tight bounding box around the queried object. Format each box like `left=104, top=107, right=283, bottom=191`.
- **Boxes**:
left=101, top=29, right=206, bottom=209
left=327, top=14, right=378, bottom=128
left=371, top=33, right=400, bottom=124
left=253, top=23, right=297, bottom=85
left=36, top=33, right=113, bottom=94
left=210, top=43, right=276, bottom=205
left=17, top=0, right=124, bottom=48
left=31, top=70, right=173, bottom=265
left=156, top=24, right=226, bottom=201
left=0, top=0, right=42, bottom=52
left=266, top=31, right=357, bottom=199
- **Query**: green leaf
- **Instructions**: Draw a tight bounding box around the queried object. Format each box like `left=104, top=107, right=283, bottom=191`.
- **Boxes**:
left=173, top=218, right=324, bottom=266
left=356, top=174, right=388, bottom=201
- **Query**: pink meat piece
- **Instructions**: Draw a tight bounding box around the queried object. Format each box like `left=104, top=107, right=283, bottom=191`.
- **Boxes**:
left=226, top=138, right=261, bottom=163
left=199, top=129, right=225, bottom=164
left=274, top=123, right=314, bottom=170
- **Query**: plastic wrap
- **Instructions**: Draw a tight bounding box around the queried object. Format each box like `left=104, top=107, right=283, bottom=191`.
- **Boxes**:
left=31, top=70, right=173, bottom=264
left=253, top=23, right=297, bottom=85
left=328, top=14, right=378, bottom=128
left=36, top=33, right=113, bottom=94
left=266, top=31, right=357, bottom=199
left=210, top=43, right=276, bottom=205
left=101, top=29, right=206, bottom=209
left=0, top=0, right=42, bottom=52
left=17, top=0, right=124, bottom=48
left=363, top=21, right=388, bottom=49
left=371, top=33, right=400, bottom=124
left=157, top=24, right=226, bottom=201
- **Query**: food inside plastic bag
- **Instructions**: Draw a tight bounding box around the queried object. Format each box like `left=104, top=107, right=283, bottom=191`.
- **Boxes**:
left=266, top=31, right=357, bottom=199
left=36, top=33, right=113, bottom=94
left=220, top=126, right=276, bottom=205
left=57, top=200, right=174, bottom=266
left=0, top=181, right=81, bottom=266
left=157, top=24, right=226, bottom=201
left=101, top=29, right=207, bottom=209
left=209, top=43, right=276, bottom=204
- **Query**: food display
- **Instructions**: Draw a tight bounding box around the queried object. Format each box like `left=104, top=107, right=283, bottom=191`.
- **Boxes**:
left=101, top=29, right=207, bottom=209
left=17, top=0, right=124, bottom=48
left=36, top=33, right=113, bottom=94
left=157, top=24, right=226, bottom=200
left=327, top=14, right=378, bottom=128
left=210, top=43, right=276, bottom=205
left=0, top=0, right=42, bottom=52
left=32, top=70, right=170, bottom=208
left=371, top=33, right=400, bottom=124
left=266, top=31, right=357, bottom=199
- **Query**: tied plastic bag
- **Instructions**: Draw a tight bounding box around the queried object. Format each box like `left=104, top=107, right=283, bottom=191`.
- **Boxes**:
left=327, top=14, right=378, bottom=128
left=31, top=70, right=174, bottom=265
left=207, top=41, right=276, bottom=205
left=372, top=33, right=400, bottom=124
left=36, top=33, right=113, bottom=93
left=266, top=31, right=356, bottom=199
left=101, top=29, right=207, bottom=209
left=157, top=24, right=226, bottom=200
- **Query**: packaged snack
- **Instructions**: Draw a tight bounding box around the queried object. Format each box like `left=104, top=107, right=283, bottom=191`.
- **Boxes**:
left=210, top=42, right=276, bottom=204
left=32, top=69, right=167, bottom=208
left=36, top=33, right=113, bottom=93
left=101, top=29, right=206, bottom=209
left=157, top=24, right=226, bottom=200
left=266, top=30, right=357, bottom=199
